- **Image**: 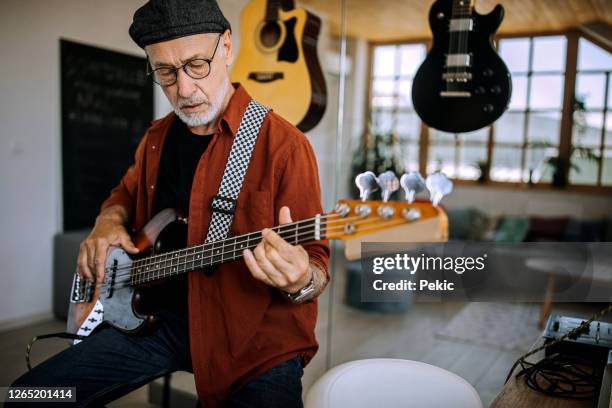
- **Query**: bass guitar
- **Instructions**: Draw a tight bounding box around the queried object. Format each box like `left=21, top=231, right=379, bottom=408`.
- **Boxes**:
left=412, top=0, right=511, bottom=133
left=231, top=0, right=326, bottom=132
left=68, top=193, right=449, bottom=341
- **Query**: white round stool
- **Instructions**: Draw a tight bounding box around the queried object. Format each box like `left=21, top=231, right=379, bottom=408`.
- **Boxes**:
left=305, top=359, right=483, bottom=408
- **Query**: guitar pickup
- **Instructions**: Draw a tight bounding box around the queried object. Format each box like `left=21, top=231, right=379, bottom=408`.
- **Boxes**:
left=445, top=54, right=471, bottom=67
left=440, top=91, right=472, bottom=98
left=442, top=72, right=473, bottom=82
left=449, top=18, right=473, bottom=32
left=248, top=72, right=284, bottom=83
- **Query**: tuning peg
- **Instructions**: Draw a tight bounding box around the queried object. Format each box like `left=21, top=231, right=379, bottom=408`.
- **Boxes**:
left=426, top=172, right=453, bottom=206
left=400, top=172, right=426, bottom=203
left=355, top=171, right=379, bottom=201
left=377, top=171, right=400, bottom=202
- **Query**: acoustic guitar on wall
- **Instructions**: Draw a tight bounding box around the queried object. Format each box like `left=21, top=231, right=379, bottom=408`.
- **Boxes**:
left=231, top=0, right=326, bottom=132
left=412, top=0, right=512, bottom=133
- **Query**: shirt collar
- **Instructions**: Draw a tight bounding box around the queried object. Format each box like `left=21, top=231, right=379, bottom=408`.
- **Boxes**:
left=220, top=83, right=251, bottom=136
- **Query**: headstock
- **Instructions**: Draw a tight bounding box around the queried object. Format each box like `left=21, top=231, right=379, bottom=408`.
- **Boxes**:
left=328, top=171, right=453, bottom=260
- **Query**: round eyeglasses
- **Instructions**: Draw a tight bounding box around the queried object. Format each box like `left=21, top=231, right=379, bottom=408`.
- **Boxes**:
left=147, top=34, right=222, bottom=87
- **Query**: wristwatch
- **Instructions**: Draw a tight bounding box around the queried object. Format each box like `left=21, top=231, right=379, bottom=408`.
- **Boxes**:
left=283, top=274, right=316, bottom=303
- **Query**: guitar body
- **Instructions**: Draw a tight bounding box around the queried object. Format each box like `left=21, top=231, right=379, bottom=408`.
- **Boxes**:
left=412, top=0, right=511, bottom=133
left=67, top=209, right=187, bottom=342
left=231, top=0, right=326, bottom=132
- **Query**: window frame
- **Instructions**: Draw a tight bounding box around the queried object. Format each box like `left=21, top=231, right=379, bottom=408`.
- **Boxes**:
left=364, top=29, right=612, bottom=195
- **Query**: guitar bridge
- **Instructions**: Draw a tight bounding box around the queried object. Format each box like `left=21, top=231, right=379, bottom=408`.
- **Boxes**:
left=70, top=274, right=94, bottom=303
left=248, top=72, right=284, bottom=83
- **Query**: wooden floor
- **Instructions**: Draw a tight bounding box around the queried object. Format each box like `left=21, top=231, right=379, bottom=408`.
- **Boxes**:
left=0, top=258, right=606, bottom=407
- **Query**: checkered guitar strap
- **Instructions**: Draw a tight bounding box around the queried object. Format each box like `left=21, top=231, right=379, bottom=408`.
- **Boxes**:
left=205, top=99, right=269, bottom=243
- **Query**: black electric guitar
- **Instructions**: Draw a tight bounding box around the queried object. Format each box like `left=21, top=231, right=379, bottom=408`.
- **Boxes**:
left=67, top=199, right=449, bottom=341
left=412, top=0, right=511, bottom=133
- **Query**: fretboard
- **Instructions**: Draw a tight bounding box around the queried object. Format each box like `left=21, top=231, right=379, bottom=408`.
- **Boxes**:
left=127, top=216, right=324, bottom=286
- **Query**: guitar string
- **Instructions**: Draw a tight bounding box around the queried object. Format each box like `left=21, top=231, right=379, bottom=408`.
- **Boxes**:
left=85, top=213, right=362, bottom=282
left=108, top=214, right=395, bottom=284
left=99, top=212, right=342, bottom=275
left=105, top=217, right=410, bottom=291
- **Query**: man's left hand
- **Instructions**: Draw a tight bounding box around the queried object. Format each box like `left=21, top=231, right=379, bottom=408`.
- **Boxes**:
left=243, top=206, right=312, bottom=294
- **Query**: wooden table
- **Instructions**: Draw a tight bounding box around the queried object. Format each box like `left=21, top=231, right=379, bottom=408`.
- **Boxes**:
left=489, top=375, right=595, bottom=408
left=491, top=335, right=604, bottom=408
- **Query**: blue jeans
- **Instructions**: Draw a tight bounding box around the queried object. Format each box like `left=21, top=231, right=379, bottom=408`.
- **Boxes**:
left=8, top=310, right=304, bottom=407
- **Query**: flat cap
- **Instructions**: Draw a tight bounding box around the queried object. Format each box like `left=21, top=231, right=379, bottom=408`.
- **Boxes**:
left=129, top=0, right=231, bottom=48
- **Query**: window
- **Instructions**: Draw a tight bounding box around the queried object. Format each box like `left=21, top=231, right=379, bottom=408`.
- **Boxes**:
left=370, top=43, right=426, bottom=173
left=570, top=38, right=612, bottom=186
left=491, top=36, right=567, bottom=183
left=367, top=34, right=611, bottom=191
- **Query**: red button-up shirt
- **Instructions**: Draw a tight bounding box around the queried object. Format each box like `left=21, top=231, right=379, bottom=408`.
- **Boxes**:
left=100, top=84, right=330, bottom=406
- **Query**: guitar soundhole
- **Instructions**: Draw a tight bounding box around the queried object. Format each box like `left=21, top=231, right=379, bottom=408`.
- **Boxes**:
left=260, top=21, right=282, bottom=48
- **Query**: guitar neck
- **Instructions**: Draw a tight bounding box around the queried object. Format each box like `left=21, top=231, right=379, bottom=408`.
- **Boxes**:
left=128, top=215, right=324, bottom=286
left=451, top=0, right=474, bottom=17
left=265, top=0, right=281, bottom=22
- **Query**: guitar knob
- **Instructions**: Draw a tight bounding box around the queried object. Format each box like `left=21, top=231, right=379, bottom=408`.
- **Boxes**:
left=474, top=86, right=486, bottom=95
left=483, top=104, right=494, bottom=113
left=483, top=68, right=494, bottom=77
left=426, top=172, right=454, bottom=207
left=400, top=172, right=426, bottom=203
left=355, top=171, right=379, bottom=202
left=377, top=171, right=400, bottom=202
left=490, top=85, right=501, bottom=94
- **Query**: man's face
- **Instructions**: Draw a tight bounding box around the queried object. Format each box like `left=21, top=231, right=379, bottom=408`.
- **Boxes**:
left=145, top=31, right=234, bottom=129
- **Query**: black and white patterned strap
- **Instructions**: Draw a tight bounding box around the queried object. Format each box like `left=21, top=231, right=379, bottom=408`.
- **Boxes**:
left=205, top=100, right=269, bottom=243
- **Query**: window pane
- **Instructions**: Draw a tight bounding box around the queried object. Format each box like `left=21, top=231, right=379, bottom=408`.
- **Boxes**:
left=576, top=73, right=606, bottom=109
left=373, top=79, right=395, bottom=96
left=499, top=38, right=530, bottom=73
left=429, top=129, right=455, bottom=142
left=606, top=113, right=612, bottom=146
left=573, top=112, right=603, bottom=147
left=373, top=45, right=397, bottom=77
left=461, top=127, right=489, bottom=143
left=509, top=75, right=528, bottom=110
left=495, top=112, right=524, bottom=144
left=398, top=79, right=413, bottom=108
left=528, top=112, right=561, bottom=145
left=371, top=110, right=393, bottom=134
left=526, top=146, right=556, bottom=183
left=458, top=145, right=487, bottom=180
left=399, top=44, right=425, bottom=77
left=602, top=149, right=612, bottom=186
left=399, top=138, right=420, bottom=173
left=491, top=146, right=522, bottom=182
left=578, top=38, right=612, bottom=71
left=427, top=144, right=456, bottom=177
left=396, top=112, right=420, bottom=140
left=532, top=36, right=566, bottom=72
left=609, top=77, right=612, bottom=108
left=569, top=149, right=599, bottom=185
left=530, top=75, right=563, bottom=109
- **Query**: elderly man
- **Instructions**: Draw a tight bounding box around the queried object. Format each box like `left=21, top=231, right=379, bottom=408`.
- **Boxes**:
left=9, top=0, right=329, bottom=406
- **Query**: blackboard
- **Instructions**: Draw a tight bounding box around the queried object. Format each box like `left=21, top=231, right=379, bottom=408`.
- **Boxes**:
left=61, top=39, right=153, bottom=231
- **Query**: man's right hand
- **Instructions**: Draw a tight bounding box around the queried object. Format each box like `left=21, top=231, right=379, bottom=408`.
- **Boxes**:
left=76, top=205, right=139, bottom=283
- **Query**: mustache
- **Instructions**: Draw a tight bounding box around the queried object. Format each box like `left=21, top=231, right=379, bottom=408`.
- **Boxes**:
left=176, top=96, right=210, bottom=109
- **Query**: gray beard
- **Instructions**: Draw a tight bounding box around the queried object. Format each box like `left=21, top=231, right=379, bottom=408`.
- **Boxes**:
left=174, top=77, right=229, bottom=128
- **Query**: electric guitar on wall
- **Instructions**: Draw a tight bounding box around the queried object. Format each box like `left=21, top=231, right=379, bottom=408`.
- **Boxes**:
left=231, top=0, right=326, bottom=132
left=67, top=171, right=452, bottom=341
left=412, top=0, right=512, bottom=133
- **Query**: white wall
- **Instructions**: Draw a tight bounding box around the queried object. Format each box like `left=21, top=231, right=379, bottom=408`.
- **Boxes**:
left=0, top=0, right=340, bottom=326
